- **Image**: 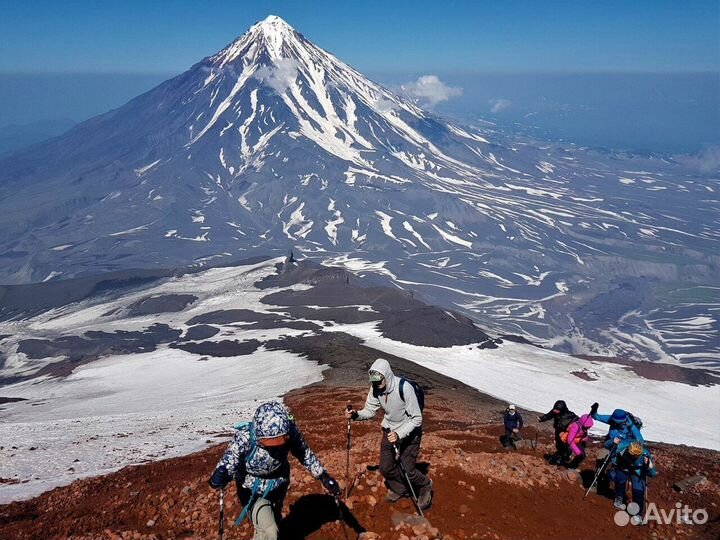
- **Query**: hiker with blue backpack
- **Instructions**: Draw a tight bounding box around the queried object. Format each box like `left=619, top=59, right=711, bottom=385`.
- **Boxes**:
left=345, top=358, right=433, bottom=510
left=609, top=438, right=657, bottom=517
left=208, top=401, right=340, bottom=540
left=587, top=402, right=644, bottom=495
left=590, top=402, right=644, bottom=449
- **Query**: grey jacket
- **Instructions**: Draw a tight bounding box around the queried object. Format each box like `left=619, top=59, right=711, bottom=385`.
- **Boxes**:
left=355, top=358, right=422, bottom=440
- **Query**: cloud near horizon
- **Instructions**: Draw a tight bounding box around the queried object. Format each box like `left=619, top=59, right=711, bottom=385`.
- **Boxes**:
left=490, top=98, right=512, bottom=113
left=399, top=75, right=462, bottom=108
left=678, top=144, right=720, bottom=173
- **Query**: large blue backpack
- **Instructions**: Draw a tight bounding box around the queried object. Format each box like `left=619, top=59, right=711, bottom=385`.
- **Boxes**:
left=398, top=377, right=425, bottom=411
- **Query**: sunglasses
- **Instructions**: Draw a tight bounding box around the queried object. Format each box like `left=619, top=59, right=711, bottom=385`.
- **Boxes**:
left=258, top=434, right=290, bottom=448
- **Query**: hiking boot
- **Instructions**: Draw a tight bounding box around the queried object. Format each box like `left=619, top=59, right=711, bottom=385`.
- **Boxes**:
left=385, top=490, right=404, bottom=503
left=417, top=481, right=433, bottom=510
left=613, top=497, right=626, bottom=510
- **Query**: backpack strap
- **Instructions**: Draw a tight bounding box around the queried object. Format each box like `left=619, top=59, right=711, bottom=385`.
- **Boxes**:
left=233, top=422, right=259, bottom=464
left=399, top=378, right=413, bottom=418
left=235, top=478, right=261, bottom=526
left=234, top=477, right=277, bottom=526
left=246, top=424, right=259, bottom=463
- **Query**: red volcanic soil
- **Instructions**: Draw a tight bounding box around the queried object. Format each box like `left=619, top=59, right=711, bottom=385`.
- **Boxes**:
left=1, top=382, right=718, bottom=540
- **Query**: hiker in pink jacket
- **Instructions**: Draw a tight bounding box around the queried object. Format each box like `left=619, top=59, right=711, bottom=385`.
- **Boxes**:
left=563, top=414, right=594, bottom=468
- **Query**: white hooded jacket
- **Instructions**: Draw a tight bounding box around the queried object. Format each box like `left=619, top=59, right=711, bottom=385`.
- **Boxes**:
left=355, top=358, right=423, bottom=440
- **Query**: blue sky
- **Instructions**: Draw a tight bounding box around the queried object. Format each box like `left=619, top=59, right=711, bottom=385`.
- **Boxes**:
left=0, top=0, right=718, bottom=74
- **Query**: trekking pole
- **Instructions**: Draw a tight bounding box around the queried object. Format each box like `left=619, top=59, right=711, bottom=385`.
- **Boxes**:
left=345, top=403, right=352, bottom=500
left=393, top=443, right=424, bottom=518
left=584, top=444, right=616, bottom=499
left=332, top=495, right=350, bottom=540
left=218, top=487, right=225, bottom=540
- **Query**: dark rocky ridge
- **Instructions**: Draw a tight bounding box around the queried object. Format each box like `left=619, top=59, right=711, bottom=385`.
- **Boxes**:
left=1, top=258, right=711, bottom=392
left=5, top=324, right=183, bottom=384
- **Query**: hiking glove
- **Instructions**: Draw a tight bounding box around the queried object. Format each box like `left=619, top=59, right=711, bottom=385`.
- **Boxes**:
left=319, top=472, right=341, bottom=497
left=590, top=402, right=599, bottom=415
left=209, top=465, right=232, bottom=490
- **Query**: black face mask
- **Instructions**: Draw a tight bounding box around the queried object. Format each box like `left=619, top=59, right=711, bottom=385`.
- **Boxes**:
left=372, top=381, right=386, bottom=396
left=264, top=445, right=289, bottom=460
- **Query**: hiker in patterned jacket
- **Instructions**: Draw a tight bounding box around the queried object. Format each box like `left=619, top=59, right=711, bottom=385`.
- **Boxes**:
left=209, top=401, right=340, bottom=540
left=346, top=358, right=433, bottom=510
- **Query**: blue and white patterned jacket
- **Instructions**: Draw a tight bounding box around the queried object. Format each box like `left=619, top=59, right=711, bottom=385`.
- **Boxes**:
left=215, top=401, right=325, bottom=494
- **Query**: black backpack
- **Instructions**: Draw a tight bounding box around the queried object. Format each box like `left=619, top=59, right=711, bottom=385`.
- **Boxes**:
left=627, top=412, right=643, bottom=430
left=398, top=377, right=425, bottom=411
left=557, top=411, right=578, bottom=432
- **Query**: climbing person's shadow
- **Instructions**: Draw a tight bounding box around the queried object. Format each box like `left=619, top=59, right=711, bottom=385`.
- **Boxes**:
left=579, top=468, right=614, bottom=499
left=279, top=494, right=365, bottom=539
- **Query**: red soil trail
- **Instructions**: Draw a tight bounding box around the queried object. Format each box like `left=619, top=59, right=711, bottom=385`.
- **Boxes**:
left=1, top=384, right=718, bottom=540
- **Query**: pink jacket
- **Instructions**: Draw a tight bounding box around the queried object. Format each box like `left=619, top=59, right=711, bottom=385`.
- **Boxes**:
left=566, top=414, right=594, bottom=457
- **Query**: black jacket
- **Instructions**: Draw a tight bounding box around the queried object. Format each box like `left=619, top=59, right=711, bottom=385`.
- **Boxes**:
left=539, top=404, right=578, bottom=433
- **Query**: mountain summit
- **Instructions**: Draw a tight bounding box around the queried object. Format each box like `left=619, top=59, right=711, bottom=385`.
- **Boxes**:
left=0, top=16, right=717, bottom=366
left=214, top=15, right=309, bottom=64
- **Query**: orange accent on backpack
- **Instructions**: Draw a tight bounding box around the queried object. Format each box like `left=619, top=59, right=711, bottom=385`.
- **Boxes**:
left=560, top=431, right=584, bottom=445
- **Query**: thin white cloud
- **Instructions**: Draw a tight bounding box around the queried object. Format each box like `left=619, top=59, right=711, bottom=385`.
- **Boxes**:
left=490, top=98, right=512, bottom=113
left=375, top=97, right=399, bottom=113
left=254, top=58, right=299, bottom=94
left=399, top=75, right=462, bottom=108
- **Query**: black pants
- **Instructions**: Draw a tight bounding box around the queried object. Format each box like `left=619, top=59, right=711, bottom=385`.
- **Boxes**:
left=379, top=429, right=430, bottom=495
left=554, top=431, right=571, bottom=459
left=502, top=430, right=522, bottom=448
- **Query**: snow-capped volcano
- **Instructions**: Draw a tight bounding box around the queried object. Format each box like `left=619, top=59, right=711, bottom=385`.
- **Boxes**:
left=0, top=16, right=718, bottom=366
left=176, top=14, right=489, bottom=179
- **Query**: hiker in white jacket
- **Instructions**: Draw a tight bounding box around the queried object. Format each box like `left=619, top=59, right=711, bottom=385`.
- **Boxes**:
left=346, top=358, right=433, bottom=509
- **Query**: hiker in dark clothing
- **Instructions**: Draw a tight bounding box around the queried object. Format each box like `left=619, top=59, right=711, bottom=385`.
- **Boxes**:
left=501, top=404, right=523, bottom=448
left=538, top=399, right=578, bottom=465
left=346, top=358, right=432, bottom=510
